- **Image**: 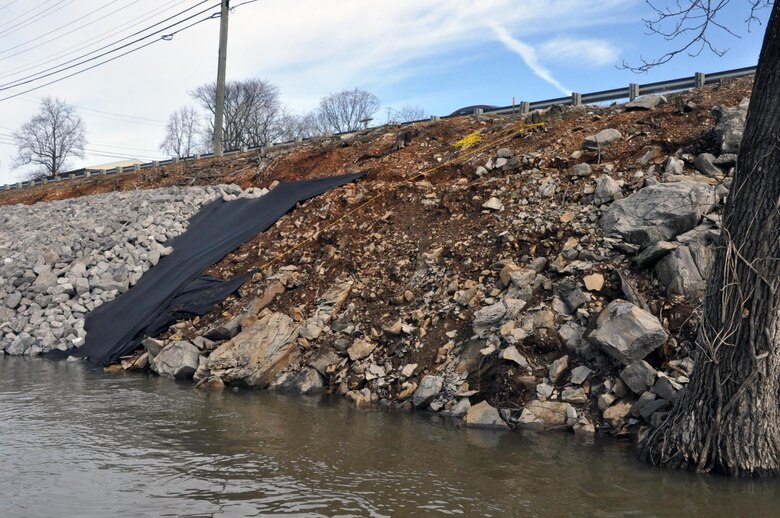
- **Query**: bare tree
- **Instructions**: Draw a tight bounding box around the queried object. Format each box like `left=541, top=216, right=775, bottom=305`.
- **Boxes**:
left=389, top=104, right=428, bottom=123
left=277, top=111, right=329, bottom=141
left=625, top=1, right=780, bottom=477
left=191, top=78, right=284, bottom=151
left=13, top=97, right=86, bottom=179
left=318, top=88, right=380, bottom=133
left=160, top=106, right=202, bottom=158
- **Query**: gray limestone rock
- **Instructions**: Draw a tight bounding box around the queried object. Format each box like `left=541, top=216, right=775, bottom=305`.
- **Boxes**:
left=412, top=375, right=444, bottom=408
left=583, top=129, right=622, bottom=150
left=586, top=300, right=668, bottom=365
left=600, top=182, right=717, bottom=247
left=151, top=341, right=201, bottom=380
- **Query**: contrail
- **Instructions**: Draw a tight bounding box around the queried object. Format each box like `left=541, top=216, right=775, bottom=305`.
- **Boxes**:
left=488, top=21, right=571, bottom=96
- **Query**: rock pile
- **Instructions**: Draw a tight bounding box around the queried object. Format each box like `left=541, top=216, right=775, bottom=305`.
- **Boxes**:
left=0, top=184, right=263, bottom=355
left=1, top=77, right=755, bottom=443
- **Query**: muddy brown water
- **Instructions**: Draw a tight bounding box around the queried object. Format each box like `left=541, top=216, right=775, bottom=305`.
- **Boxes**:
left=0, top=356, right=777, bottom=517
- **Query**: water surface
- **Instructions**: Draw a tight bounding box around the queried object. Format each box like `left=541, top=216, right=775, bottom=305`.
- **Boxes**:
left=0, top=357, right=777, bottom=517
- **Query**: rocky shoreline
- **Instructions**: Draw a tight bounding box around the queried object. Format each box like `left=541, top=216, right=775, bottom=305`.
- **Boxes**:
left=0, top=78, right=751, bottom=440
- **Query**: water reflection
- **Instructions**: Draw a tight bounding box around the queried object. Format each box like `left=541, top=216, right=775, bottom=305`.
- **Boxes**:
left=0, top=356, right=777, bottom=517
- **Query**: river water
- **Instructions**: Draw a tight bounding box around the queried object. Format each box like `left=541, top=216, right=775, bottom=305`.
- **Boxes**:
left=0, top=356, right=777, bottom=517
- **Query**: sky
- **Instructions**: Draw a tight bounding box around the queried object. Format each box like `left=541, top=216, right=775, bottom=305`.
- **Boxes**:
left=0, top=0, right=771, bottom=183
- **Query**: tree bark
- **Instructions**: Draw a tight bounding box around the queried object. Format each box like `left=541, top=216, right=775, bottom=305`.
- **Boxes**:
left=641, top=2, right=780, bottom=477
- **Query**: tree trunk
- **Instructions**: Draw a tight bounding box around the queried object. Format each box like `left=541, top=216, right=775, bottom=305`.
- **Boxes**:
left=641, top=3, right=780, bottom=477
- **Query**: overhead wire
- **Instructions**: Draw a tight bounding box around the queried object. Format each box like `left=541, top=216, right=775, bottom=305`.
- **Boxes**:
left=0, top=0, right=191, bottom=71
left=0, top=0, right=57, bottom=31
left=0, top=0, right=22, bottom=10
left=0, top=0, right=76, bottom=40
left=0, top=0, right=216, bottom=91
left=0, top=7, right=220, bottom=102
left=0, top=0, right=129, bottom=56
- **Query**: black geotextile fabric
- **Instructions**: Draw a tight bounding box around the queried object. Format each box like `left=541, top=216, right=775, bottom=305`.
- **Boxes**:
left=49, top=172, right=365, bottom=366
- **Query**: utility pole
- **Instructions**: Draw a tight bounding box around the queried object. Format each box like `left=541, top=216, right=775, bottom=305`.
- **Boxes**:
left=213, top=0, right=229, bottom=157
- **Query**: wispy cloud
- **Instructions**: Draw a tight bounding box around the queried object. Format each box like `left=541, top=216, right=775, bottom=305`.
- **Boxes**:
left=538, top=36, right=620, bottom=67
left=487, top=21, right=571, bottom=96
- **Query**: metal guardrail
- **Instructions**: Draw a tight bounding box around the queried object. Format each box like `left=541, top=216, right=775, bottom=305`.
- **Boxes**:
left=0, top=65, right=756, bottom=192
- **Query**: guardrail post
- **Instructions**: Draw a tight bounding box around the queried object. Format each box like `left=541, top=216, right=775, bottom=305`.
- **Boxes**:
left=695, top=72, right=705, bottom=88
left=473, top=107, right=484, bottom=115
left=519, top=101, right=530, bottom=114
left=194, top=154, right=201, bottom=160
left=16, top=182, right=21, bottom=189
left=295, top=136, right=303, bottom=143
left=85, top=171, right=91, bottom=177
left=153, top=161, right=159, bottom=168
left=430, top=115, right=440, bottom=122
left=173, top=156, right=180, bottom=164
left=133, top=164, right=140, bottom=172
left=116, top=166, right=123, bottom=175
left=571, top=92, right=582, bottom=106
left=629, top=83, right=640, bottom=101
left=241, top=145, right=248, bottom=153
left=42, top=178, right=48, bottom=185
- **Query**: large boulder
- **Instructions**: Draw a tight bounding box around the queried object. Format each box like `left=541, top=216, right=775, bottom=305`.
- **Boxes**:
left=654, top=225, right=718, bottom=299
left=270, top=367, right=326, bottom=395
left=464, top=401, right=509, bottom=429
left=586, top=300, right=668, bottom=365
left=412, top=375, right=443, bottom=408
left=151, top=341, right=200, bottom=380
left=208, top=312, right=299, bottom=387
left=600, top=182, right=717, bottom=247
left=517, top=400, right=577, bottom=431
left=713, top=98, right=749, bottom=153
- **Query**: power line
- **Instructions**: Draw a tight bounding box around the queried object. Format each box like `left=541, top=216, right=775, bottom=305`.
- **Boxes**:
left=0, top=0, right=57, bottom=31
left=0, top=0, right=128, bottom=56
left=0, top=1, right=216, bottom=90
left=0, top=12, right=218, bottom=102
left=0, top=0, right=76, bottom=40
left=0, top=0, right=22, bottom=10
left=0, top=0, right=191, bottom=73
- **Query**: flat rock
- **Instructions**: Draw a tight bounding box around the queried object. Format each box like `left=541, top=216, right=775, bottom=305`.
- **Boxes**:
left=518, top=400, right=576, bottom=430
left=347, top=339, right=376, bottom=361
left=625, top=94, right=665, bottom=110
left=583, top=129, right=622, bottom=150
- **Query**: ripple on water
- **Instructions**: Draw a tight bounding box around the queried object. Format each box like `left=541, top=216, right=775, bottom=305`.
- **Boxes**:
left=0, top=356, right=779, bottom=517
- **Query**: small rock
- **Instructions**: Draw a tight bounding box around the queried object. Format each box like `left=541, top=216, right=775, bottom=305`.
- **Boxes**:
left=500, top=346, right=528, bottom=368
left=548, top=355, right=569, bottom=383
left=583, top=273, right=604, bottom=291
left=570, top=365, right=592, bottom=385
left=620, top=360, right=658, bottom=395
left=347, top=339, right=376, bottom=361
left=570, top=163, right=592, bottom=177
left=482, top=197, right=503, bottom=211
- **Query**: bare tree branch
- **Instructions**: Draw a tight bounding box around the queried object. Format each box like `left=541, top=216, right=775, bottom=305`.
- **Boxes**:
left=13, top=97, right=86, bottom=178
left=619, top=0, right=768, bottom=72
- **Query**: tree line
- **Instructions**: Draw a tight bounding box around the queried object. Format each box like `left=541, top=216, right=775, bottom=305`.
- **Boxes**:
left=9, top=82, right=427, bottom=178
left=161, top=80, right=427, bottom=158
